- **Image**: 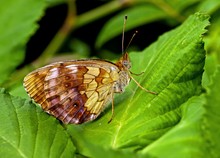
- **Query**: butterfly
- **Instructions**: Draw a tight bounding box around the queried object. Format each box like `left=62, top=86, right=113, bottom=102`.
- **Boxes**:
left=23, top=16, right=156, bottom=124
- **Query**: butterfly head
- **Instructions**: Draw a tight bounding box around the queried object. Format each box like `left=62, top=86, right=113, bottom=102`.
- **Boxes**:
left=116, top=52, right=131, bottom=71
left=122, top=52, right=131, bottom=69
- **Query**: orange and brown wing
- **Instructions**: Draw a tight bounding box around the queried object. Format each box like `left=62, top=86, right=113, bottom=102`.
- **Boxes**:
left=24, top=61, right=118, bottom=124
left=24, top=65, right=51, bottom=109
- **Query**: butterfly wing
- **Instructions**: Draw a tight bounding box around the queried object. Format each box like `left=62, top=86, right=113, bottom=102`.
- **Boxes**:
left=24, top=60, right=120, bottom=124
left=24, top=65, right=51, bottom=109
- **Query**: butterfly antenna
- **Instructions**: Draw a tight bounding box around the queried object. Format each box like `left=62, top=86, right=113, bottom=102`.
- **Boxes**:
left=122, top=15, right=127, bottom=54
left=122, top=16, right=138, bottom=53
left=125, top=30, right=138, bottom=52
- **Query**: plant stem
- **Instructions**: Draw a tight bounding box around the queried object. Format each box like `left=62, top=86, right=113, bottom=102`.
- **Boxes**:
left=75, top=0, right=131, bottom=29
left=33, top=0, right=77, bottom=67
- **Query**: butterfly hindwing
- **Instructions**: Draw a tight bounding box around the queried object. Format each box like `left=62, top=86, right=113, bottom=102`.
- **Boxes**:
left=24, top=60, right=120, bottom=124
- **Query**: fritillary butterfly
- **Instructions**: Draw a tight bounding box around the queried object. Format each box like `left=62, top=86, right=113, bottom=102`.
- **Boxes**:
left=23, top=16, right=155, bottom=124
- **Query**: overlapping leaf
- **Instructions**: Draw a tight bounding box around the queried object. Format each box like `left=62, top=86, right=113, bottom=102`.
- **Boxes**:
left=203, top=66, right=220, bottom=158
left=0, top=88, right=76, bottom=157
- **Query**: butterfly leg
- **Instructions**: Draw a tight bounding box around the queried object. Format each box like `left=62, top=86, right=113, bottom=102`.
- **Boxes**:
left=130, top=75, right=157, bottom=95
left=129, top=70, right=144, bottom=76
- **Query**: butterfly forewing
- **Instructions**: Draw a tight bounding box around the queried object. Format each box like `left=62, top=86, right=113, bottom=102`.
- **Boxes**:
left=23, top=60, right=123, bottom=124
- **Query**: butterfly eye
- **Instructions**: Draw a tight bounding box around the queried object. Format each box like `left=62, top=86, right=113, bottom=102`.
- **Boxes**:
left=122, top=60, right=131, bottom=69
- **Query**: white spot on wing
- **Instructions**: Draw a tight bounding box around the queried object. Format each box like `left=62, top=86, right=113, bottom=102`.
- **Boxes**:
left=65, top=65, right=78, bottom=73
left=45, top=67, right=59, bottom=80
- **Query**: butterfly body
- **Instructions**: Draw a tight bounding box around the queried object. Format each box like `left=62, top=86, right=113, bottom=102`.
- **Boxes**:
left=23, top=53, right=131, bottom=124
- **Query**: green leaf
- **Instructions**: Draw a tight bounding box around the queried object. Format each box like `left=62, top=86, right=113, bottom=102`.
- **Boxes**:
left=95, top=5, right=166, bottom=48
left=67, top=13, right=209, bottom=157
left=0, top=0, right=47, bottom=84
left=0, top=12, right=210, bottom=157
left=140, top=95, right=207, bottom=158
left=202, top=53, right=218, bottom=88
left=0, top=88, right=76, bottom=157
left=203, top=66, right=220, bottom=158
left=9, top=83, right=29, bottom=99
left=202, top=12, right=220, bottom=87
